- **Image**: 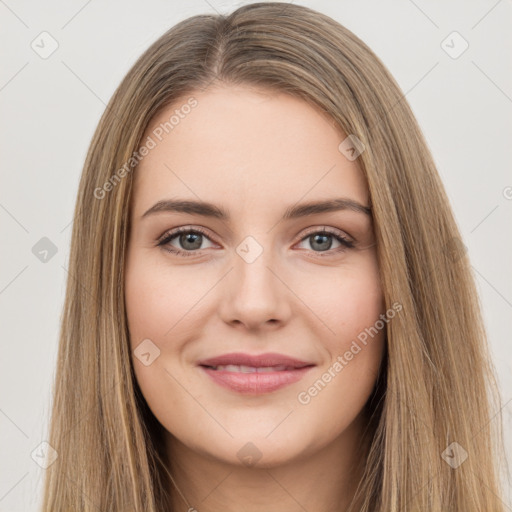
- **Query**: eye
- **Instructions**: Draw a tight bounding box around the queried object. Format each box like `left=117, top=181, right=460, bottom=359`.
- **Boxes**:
left=157, top=226, right=216, bottom=257
left=157, top=226, right=355, bottom=258
left=295, top=227, right=355, bottom=255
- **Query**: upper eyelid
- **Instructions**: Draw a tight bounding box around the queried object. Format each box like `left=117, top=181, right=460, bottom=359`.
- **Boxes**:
left=158, top=226, right=217, bottom=244
left=300, top=225, right=352, bottom=240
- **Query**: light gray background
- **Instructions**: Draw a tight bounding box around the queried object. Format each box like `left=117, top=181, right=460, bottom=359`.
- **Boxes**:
left=1, top=0, right=511, bottom=510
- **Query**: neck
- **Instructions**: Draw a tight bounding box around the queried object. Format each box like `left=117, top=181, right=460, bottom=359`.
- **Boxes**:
left=164, top=412, right=369, bottom=512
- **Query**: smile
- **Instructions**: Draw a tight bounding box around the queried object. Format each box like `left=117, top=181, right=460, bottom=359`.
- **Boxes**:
left=197, top=352, right=316, bottom=394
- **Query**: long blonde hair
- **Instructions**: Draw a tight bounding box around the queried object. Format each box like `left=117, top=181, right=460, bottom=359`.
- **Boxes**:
left=41, top=3, right=507, bottom=510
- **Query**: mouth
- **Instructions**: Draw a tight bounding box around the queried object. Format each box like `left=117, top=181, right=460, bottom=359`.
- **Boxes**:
left=197, top=352, right=316, bottom=394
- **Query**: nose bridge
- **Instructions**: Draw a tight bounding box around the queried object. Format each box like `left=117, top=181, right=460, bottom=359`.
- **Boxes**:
left=220, top=233, right=290, bottom=328
left=234, top=233, right=278, bottom=302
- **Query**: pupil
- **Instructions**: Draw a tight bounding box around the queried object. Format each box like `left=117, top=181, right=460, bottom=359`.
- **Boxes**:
left=181, top=232, right=202, bottom=250
left=311, top=233, right=332, bottom=251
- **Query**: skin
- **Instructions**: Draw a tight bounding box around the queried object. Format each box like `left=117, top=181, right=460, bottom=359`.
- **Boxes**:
left=124, top=84, right=386, bottom=512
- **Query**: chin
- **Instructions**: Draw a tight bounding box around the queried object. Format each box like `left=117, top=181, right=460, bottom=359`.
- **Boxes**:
left=198, top=429, right=315, bottom=469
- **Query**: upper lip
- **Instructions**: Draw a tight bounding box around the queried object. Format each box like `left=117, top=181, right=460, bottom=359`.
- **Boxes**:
left=198, top=352, right=315, bottom=369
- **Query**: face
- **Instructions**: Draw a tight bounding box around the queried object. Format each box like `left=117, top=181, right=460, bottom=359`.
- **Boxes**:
left=125, top=84, right=386, bottom=468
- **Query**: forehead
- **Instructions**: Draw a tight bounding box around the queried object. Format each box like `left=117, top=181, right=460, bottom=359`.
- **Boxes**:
left=132, top=84, right=369, bottom=218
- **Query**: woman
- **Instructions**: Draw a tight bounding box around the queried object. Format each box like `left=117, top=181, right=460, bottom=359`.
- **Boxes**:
left=41, top=2, right=507, bottom=510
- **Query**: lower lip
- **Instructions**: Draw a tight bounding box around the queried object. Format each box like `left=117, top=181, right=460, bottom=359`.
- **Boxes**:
left=200, top=366, right=314, bottom=394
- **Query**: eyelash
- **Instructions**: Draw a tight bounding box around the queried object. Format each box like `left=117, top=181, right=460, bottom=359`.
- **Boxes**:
left=156, top=226, right=355, bottom=258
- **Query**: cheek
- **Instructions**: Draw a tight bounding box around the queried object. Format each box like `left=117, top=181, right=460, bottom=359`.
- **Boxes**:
left=293, top=258, right=385, bottom=407
left=304, top=258, right=384, bottom=349
left=124, top=256, right=209, bottom=345
left=333, top=275, right=383, bottom=345
left=124, top=257, right=205, bottom=431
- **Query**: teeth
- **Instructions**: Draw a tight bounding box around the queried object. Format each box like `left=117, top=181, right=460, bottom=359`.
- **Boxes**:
left=211, top=364, right=291, bottom=372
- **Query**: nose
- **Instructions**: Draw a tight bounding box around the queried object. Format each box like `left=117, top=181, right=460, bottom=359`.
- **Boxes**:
left=217, top=241, right=292, bottom=332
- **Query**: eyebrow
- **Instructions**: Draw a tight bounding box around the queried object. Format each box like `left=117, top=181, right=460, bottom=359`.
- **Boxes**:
left=141, top=198, right=371, bottom=221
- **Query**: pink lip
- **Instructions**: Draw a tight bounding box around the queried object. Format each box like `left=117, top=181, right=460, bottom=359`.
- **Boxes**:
left=198, top=352, right=314, bottom=368
left=198, top=352, right=315, bottom=394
